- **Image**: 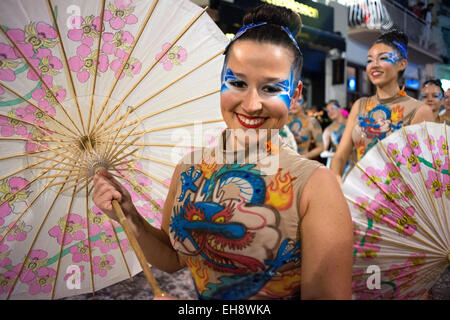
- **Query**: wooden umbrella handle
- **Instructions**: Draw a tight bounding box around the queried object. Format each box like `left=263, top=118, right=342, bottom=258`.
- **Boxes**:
left=111, top=199, right=166, bottom=298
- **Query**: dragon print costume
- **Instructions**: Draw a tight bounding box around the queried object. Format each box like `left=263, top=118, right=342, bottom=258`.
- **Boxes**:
left=168, top=132, right=321, bottom=299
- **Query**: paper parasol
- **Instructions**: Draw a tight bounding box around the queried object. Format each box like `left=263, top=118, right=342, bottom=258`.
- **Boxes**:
left=343, top=122, right=449, bottom=299
left=0, top=0, right=228, bottom=299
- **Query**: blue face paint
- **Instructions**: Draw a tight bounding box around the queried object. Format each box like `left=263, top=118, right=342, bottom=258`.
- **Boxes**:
left=220, top=66, right=297, bottom=110
left=271, top=70, right=296, bottom=110
left=384, top=52, right=402, bottom=65
left=221, top=67, right=239, bottom=93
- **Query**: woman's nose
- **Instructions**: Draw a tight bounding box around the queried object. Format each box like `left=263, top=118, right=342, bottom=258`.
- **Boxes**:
left=241, top=89, right=262, bottom=114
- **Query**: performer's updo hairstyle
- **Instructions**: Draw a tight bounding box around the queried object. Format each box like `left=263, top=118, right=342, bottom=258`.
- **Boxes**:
left=224, top=4, right=303, bottom=81
left=374, top=29, right=409, bottom=78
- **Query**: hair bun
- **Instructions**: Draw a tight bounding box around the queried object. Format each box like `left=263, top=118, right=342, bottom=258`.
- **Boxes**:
left=377, top=29, right=408, bottom=47
left=242, top=4, right=302, bottom=36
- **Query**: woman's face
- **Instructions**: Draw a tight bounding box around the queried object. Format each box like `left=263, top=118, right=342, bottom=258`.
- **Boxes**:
left=445, top=89, right=450, bottom=112
left=325, top=103, right=340, bottom=120
left=366, top=43, right=406, bottom=88
left=220, top=40, right=301, bottom=133
left=420, top=84, right=443, bottom=113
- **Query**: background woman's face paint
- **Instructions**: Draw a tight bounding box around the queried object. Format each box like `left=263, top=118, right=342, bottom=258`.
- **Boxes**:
left=367, top=51, right=402, bottom=66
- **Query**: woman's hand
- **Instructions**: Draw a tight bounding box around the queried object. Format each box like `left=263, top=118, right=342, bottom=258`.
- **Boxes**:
left=92, top=169, right=136, bottom=223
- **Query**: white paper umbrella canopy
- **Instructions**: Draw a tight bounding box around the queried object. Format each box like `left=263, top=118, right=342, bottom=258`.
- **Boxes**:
left=343, top=122, right=450, bottom=300
left=0, top=0, right=228, bottom=299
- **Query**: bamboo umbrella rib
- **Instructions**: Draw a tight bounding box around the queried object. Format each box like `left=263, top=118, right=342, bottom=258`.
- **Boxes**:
left=0, top=82, right=78, bottom=137
left=98, top=6, right=209, bottom=131
left=61, top=177, right=91, bottom=194
left=0, top=145, right=65, bottom=161
left=103, top=106, right=134, bottom=163
left=108, top=218, right=133, bottom=282
left=109, top=146, right=144, bottom=168
left=347, top=196, right=446, bottom=254
left=46, top=0, right=87, bottom=135
left=92, top=0, right=159, bottom=131
left=84, top=183, right=96, bottom=296
left=442, top=123, right=450, bottom=245
left=115, top=119, right=223, bottom=138
left=31, top=166, right=81, bottom=172
left=45, top=175, right=87, bottom=190
left=112, top=167, right=162, bottom=211
left=134, top=154, right=176, bottom=168
left=102, top=89, right=220, bottom=135
left=376, top=138, right=439, bottom=233
left=105, top=123, right=143, bottom=162
left=98, top=49, right=223, bottom=134
left=423, top=123, right=450, bottom=247
left=0, top=155, right=70, bottom=208
left=354, top=162, right=445, bottom=250
left=6, top=172, right=75, bottom=299
left=0, top=175, right=58, bottom=244
left=0, top=157, right=48, bottom=184
left=401, top=126, right=449, bottom=248
left=0, top=28, right=82, bottom=136
left=30, top=151, right=83, bottom=170
left=51, top=173, right=80, bottom=300
left=0, top=112, right=70, bottom=139
left=129, top=165, right=169, bottom=189
left=87, top=0, right=107, bottom=133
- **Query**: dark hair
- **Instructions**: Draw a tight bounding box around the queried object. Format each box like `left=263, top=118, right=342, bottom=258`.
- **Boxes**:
left=374, top=29, right=408, bottom=79
left=225, top=4, right=303, bottom=81
left=423, top=79, right=444, bottom=93
left=327, top=99, right=341, bottom=108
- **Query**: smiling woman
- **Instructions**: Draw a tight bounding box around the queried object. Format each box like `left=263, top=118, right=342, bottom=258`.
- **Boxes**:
left=330, top=29, right=435, bottom=181
left=92, top=3, right=353, bottom=300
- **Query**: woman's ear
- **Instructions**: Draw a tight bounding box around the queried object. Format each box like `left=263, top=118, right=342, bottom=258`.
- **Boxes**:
left=290, top=80, right=303, bottom=109
left=398, top=58, right=408, bottom=72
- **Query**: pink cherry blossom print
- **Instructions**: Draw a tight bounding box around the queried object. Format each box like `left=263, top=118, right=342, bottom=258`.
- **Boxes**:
left=0, top=202, right=11, bottom=227
left=110, top=55, right=141, bottom=79
left=406, top=133, right=422, bottom=156
left=20, top=250, right=48, bottom=284
left=69, top=44, right=109, bottom=83
left=68, top=15, right=102, bottom=44
left=0, top=243, right=11, bottom=268
left=402, top=145, right=421, bottom=173
left=27, top=267, right=56, bottom=295
left=0, top=264, right=22, bottom=296
left=6, top=29, right=34, bottom=58
left=156, top=43, right=187, bottom=71
left=92, top=254, right=115, bottom=277
left=104, top=0, right=138, bottom=30
left=48, top=213, right=86, bottom=245
left=6, top=221, right=29, bottom=242
left=436, top=135, right=447, bottom=157
left=0, top=43, right=19, bottom=82
left=70, top=240, right=91, bottom=263
left=93, top=229, right=119, bottom=254
left=425, top=170, right=443, bottom=198
left=0, top=115, right=15, bottom=137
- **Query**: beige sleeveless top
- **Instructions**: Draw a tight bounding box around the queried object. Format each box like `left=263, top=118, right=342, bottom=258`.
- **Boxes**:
left=351, top=92, right=421, bottom=163
left=168, top=132, right=322, bottom=299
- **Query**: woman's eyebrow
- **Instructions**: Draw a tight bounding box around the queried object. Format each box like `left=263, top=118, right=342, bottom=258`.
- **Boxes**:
left=367, top=51, right=391, bottom=58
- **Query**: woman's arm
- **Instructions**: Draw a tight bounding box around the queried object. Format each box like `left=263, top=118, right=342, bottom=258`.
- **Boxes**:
left=299, top=167, right=353, bottom=299
left=330, top=99, right=360, bottom=180
left=322, top=126, right=331, bottom=152
left=304, top=117, right=324, bottom=159
left=411, top=104, right=435, bottom=124
left=92, top=165, right=186, bottom=273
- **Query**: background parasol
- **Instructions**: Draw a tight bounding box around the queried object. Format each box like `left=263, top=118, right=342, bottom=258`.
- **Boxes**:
left=0, top=0, right=227, bottom=299
left=343, top=121, right=449, bottom=299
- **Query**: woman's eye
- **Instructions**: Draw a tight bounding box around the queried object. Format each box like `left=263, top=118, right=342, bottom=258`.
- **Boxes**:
left=367, top=59, right=373, bottom=64
left=263, top=85, right=282, bottom=93
left=229, top=80, right=246, bottom=88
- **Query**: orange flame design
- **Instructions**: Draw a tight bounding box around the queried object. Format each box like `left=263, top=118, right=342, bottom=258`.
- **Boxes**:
left=356, top=140, right=366, bottom=161
left=265, top=168, right=296, bottom=210
left=185, top=257, right=209, bottom=294
left=260, top=269, right=301, bottom=298
left=200, top=156, right=217, bottom=179
left=365, top=98, right=375, bottom=112
left=391, top=104, right=404, bottom=123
